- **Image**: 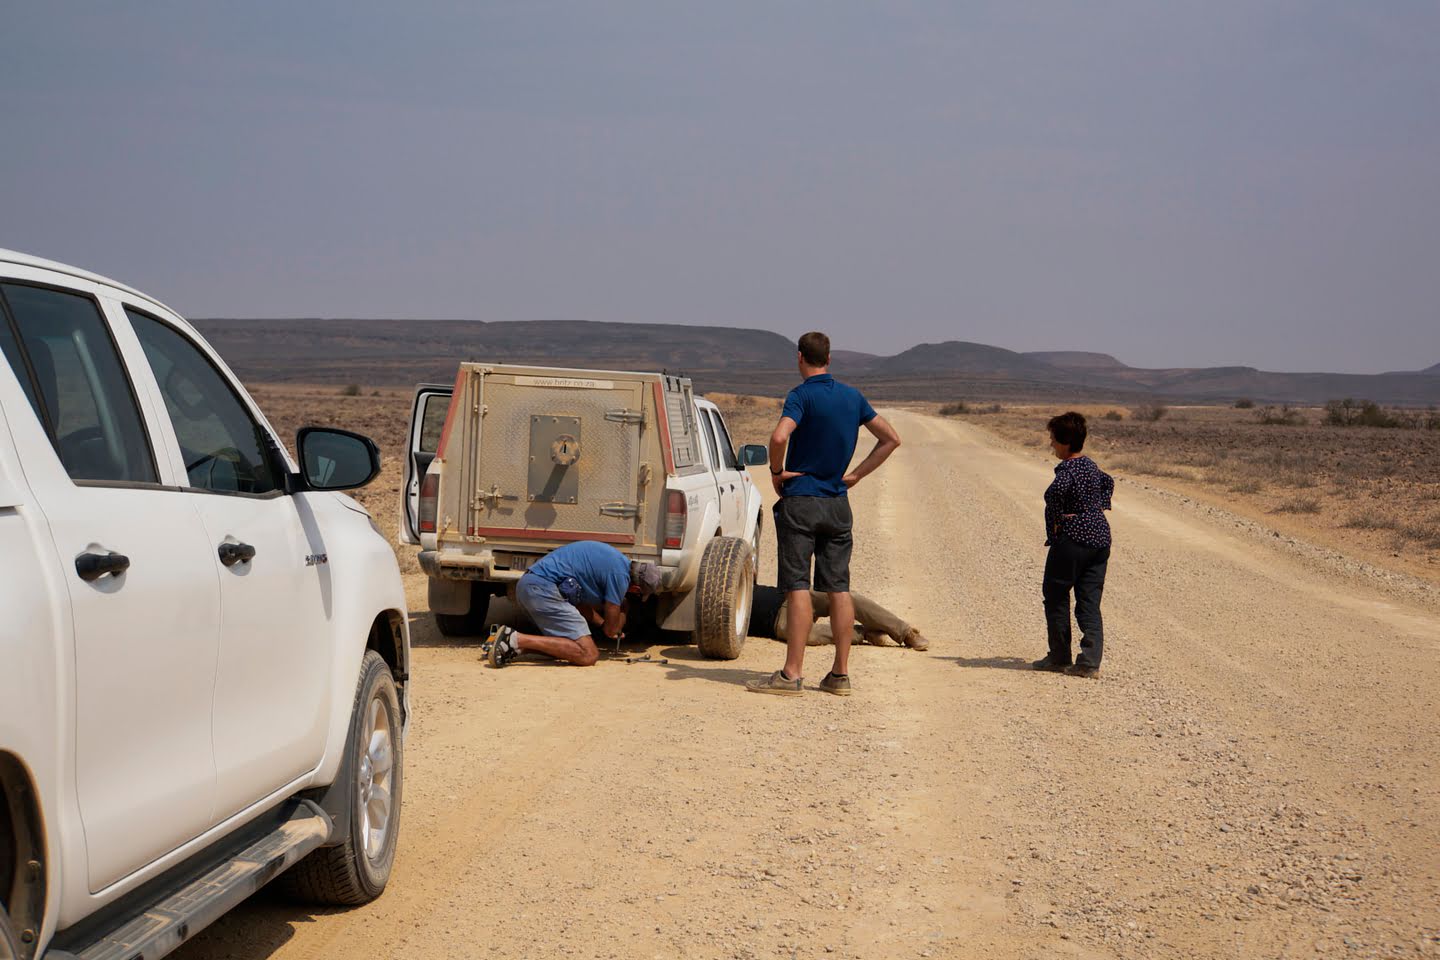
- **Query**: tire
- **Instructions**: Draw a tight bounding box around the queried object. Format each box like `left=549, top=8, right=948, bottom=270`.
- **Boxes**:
left=0, top=909, right=20, bottom=960
left=281, top=650, right=403, bottom=905
left=694, top=536, right=755, bottom=660
left=435, top=583, right=490, bottom=637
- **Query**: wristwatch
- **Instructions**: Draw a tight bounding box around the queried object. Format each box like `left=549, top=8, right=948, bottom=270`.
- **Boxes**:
left=770, top=466, right=783, bottom=475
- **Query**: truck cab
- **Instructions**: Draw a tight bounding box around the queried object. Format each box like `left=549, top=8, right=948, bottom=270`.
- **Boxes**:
left=0, top=250, right=409, bottom=960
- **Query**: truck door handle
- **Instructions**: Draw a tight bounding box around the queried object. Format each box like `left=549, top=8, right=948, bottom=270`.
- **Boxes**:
left=76, top=551, right=130, bottom=582
left=218, top=542, right=257, bottom=567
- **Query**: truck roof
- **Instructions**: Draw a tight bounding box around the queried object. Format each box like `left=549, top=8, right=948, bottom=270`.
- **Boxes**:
left=453, top=361, right=689, bottom=384
left=0, top=248, right=181, bottom=318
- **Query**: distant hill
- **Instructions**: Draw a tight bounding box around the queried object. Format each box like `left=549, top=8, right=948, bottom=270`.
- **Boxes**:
left=1023, top=351, right=1129, bottom=370
left=829, top=349, right=879, bottom=372
left=872, top=341, right=1064, bottom=379
left=194, top=318, right=795, bottom=387
left=192, top=318, right=1440, bottom=406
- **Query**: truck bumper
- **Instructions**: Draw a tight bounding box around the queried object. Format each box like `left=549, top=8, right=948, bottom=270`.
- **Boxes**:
left=418, top=549, right=521, bottom=583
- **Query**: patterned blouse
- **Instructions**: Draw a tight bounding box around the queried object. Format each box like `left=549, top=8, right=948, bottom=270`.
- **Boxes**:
left=1044, top=456, right=1114, bottom=548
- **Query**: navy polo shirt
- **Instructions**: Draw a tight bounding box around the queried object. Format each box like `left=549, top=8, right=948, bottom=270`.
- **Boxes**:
left=780, top=374, right=877, bottom=498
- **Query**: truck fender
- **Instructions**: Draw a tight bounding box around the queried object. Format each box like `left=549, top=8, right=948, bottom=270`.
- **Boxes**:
left=673, top=499, right=722, bottom=593
left=300, top=496, right=411, bottom=792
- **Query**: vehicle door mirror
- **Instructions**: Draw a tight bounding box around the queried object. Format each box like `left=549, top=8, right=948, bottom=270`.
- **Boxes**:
left=297, top=427, right=381, bottom=491
left=740, top=444, right=769, bottom=467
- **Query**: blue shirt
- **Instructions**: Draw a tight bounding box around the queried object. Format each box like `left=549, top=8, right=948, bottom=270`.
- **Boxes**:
left=780, top=374, right=877, bottom=498
left=528, top=541, right=631, bottom=607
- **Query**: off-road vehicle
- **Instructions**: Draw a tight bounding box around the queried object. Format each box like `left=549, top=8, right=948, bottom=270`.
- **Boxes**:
left=399, top=363, right=766, bottom=657
left=0, top=250, right=409, bottom=960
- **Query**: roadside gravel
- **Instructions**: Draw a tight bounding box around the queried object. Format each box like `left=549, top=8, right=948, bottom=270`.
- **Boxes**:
left=175, top=409, right=1440, bottom=960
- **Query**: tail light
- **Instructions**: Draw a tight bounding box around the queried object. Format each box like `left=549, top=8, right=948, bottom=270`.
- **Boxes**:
left=663, top=490, right=687, bottom=549
left=419, top=472, right=439, bottom=534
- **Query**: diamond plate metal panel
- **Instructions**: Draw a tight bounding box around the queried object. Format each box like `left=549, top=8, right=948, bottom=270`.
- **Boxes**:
left=471, top=379, right=642, bottom=537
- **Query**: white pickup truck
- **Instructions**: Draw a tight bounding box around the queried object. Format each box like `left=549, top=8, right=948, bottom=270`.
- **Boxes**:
left=398, top=363, right=768, bottom=658
left=0, top=250, right=409, bottom=960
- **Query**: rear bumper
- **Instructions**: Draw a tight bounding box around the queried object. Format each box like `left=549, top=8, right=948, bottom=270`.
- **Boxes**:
left=418, top=548, right=682, bottom=593
left=417, top=548, right=521, bottom=583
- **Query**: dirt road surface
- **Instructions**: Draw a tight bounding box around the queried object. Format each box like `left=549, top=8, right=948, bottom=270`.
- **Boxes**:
left=176, top=409, right=1440, bottom=959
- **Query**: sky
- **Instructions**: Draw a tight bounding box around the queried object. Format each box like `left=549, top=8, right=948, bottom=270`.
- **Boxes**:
left=2, top=1, right=1438, bottom=374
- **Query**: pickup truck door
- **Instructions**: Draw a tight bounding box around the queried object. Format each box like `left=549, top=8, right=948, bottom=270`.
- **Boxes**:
left=0, top=282, right=222, bottom=893
left=120, top=305, right=332, bottom=819
left=401, top=384, right=452, bottom=544
left=701, top=408, right=746, bottom=536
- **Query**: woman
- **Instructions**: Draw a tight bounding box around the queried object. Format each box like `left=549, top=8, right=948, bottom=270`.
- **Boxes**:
left=1034, top=411, right=1113, bottom=678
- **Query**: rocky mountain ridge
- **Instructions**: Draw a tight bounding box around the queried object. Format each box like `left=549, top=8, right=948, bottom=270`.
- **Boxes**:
left=192, top=317, right=1440, bottom=405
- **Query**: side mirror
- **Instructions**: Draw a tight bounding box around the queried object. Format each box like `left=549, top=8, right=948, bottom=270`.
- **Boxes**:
left=297, top=427, right=381, bottom=491
left=740, top=444, right=769, bottom=467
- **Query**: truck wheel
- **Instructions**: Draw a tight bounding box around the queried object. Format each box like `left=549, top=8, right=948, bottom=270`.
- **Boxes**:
left=281, top=650, right=402, bottom=905
left=434, top=583, right=490, bottom=637
left=0, top=909, right=20, bottom=960
left=695, top=537, right=754, bottom=660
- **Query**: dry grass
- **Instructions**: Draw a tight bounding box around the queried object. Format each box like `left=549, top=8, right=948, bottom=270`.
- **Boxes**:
left=705, top=393, right=783, bottom=449
left=1342, top=515, right=1399, bottom=531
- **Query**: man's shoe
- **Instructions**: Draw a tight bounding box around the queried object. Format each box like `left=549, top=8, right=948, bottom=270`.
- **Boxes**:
left=487, top=626, right=520, bottom=668
left=818, top=672, right=852, bottom=696
left=1032, top=656, right=1070, bottom=672
left=745, top=670, right=803, bottom=696
left=1065, top=663, right=1100, bottom=678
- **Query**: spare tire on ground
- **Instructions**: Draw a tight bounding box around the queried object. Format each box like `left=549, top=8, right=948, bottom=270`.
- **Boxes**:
left=694, top=536, right=754, bottom=660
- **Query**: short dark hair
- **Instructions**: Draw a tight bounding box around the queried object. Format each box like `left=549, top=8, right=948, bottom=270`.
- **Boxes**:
left=1047, top=411, right=1087, bottom=452
left=797, top=331, right=830, bottom=367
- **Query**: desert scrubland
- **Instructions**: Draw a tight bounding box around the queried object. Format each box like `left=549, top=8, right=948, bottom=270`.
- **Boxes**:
left=173, top=386, right=1439, bottom=960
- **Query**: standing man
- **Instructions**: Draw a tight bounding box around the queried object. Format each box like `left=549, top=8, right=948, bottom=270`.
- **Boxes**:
left=488, top=540, right=662, bottom=668
left=747, top=331, right=901, bottom=696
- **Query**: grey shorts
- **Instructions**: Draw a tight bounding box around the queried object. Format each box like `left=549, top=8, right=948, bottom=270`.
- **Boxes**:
left=774, top=495, right=853, bottom=593
left=516, top=573, right=590, bottom=640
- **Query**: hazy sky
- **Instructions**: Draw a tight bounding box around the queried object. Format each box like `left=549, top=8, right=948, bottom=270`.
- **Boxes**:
left=3, top=2, right=1438, bottom=373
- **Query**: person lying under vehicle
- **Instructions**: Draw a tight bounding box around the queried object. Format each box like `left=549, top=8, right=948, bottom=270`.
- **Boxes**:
left=488, top=541, right=663, bottom=667
left=749, top=584, right=928, bottom=650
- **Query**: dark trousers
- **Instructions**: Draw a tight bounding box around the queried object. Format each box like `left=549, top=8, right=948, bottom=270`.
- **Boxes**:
left=1042, top=538, right=1110, bottom=667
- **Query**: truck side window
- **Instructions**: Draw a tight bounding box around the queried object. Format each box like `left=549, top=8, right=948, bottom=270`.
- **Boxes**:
left=418, top=394, right=448, bottom=453
left=126, top=308, right=281, bottom=496
left=708, top=411, right=740, bottom=470
left=697, top=409, right=721, bottom=469
left=0, top=308, right=44, bottom=418
left=0, top=283, right=158, bottom=484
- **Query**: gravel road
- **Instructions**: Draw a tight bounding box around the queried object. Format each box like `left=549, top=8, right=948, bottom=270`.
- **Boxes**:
left=175, top=409, right=1440, bottom=960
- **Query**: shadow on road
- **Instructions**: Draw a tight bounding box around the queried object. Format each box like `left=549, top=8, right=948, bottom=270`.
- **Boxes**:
left=940, top=655, right=1035, bottom=671
left=169, top=886, right=336, bottom=960
left=655, top=644, right=772, bottom=687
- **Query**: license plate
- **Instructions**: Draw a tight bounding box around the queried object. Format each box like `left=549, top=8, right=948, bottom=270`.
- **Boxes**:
left=505, top=552, right=538, bottom=571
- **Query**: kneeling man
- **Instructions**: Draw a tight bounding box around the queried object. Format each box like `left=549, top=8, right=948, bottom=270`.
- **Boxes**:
left=489, top=541, right=662, bottom=668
